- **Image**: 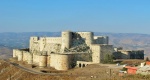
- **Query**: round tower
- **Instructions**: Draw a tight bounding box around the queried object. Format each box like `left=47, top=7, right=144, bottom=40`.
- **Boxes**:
left=55, top=54, right=71, bottom=70
left=84, top=32, right=94, bottom=46
left=50, top=54, right=56, bottom=67
left=27, top=53, right=33, bottom=64
left=39, top=55, right=47, bottom=68
left=61, top=31, right=72, bottom=52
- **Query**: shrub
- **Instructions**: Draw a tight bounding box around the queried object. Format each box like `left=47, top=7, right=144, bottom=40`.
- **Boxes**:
left=102, top=54, right=114, bottom=64
left=145, top=57, right=149, bottom=61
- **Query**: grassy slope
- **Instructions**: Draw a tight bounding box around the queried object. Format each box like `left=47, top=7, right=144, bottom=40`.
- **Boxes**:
left=0, top=59, right=150, bottom=80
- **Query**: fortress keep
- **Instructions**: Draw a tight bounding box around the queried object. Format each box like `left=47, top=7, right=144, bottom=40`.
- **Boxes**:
left=13, top=31, right=113, bottom=70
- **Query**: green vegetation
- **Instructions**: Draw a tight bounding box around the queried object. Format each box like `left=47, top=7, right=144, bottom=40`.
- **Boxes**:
left=145, top=57, right=149, bottom=61
left=102, top=54, right=114, bottom=64
left=121, top=67, right=127, bottom=71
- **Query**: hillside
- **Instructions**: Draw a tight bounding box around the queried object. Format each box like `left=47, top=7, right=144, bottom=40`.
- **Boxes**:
left=0, top=59, right=150, bottom=80
left=0, top=32, right=150, bottom=58
left=0, top=47, right=12, bottom=59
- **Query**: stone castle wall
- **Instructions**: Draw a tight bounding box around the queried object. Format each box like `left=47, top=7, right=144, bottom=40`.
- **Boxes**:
left=50, top=54, right=72, bottom=70
left=32, top=54, right=39, bottom=65
left=13, top=49, right=32, bottom=62
left=113, top=50, right=144, bottom=59
left=30, top=37, right=62, bottom=52
left=22, top=51, right=30, bottom=61
left=94, top=36, right=109, bottom=44
left=13, top=31, right=114, bottom=70
left=91, top=44, right=114, bottom=63
left=61, top=31, right=72, bottom=52
left=100, top=45, right=114, bottom=61
left=45, top=37, right=62, bottom=44
left=77, top=32, right=94, bottom=46
left=39, top=55, right=47, bottom=68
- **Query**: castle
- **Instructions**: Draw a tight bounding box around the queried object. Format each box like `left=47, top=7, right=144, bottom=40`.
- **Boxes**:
left=13, top=31, right=114, bottom=70
left=13, top=31, right=144, bottom=70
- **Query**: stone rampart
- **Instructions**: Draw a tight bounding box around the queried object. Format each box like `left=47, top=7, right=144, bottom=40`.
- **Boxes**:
left=50, top=53, right=79, bottom=70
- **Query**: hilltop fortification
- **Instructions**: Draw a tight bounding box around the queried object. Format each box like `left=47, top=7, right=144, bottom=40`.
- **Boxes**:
left=13, top=31, right=144, bottom=70
left=13, top=31, right=112, bottom=70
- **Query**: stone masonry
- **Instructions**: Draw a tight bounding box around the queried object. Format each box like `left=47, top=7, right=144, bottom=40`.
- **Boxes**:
left=13, top=31, right=113, bottom=70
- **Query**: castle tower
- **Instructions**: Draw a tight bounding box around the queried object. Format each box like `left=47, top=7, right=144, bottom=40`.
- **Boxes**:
left=50, top=53, right=75, bottom=70
left=55, top=54, right=71, bottom=70
left=29, top=37, right=39, bottom=52
left=85, top=32, right=94, bottom=46
left=27, top=53, right=33, bottom=64
left=39, top=55, right=47, bottom=68
left=77, top=32, right=94, bottom=46
left=91, top=44, right=113, bottom=63
left=103, top=36, right=109, bottom=44
left=61, top=31, right=72, bottom=52
left=39, top=37, right=46, bottom=51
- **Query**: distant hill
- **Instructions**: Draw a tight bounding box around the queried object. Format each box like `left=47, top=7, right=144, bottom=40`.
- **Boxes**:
left=0, top=32, right=61, bottom=49
left=95, top=32, right=150, bottom=56
left=0, top=32, right=150, bottom=58
left=0, top=47, right=12, bottom=59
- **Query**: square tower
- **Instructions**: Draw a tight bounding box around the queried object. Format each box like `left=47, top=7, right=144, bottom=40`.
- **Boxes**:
left=91, top=44, right=114, bottom=63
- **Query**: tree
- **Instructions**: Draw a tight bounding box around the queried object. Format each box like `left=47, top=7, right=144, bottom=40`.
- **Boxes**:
left=102, top=54, right=114, bottom=64
left=145, top=57, right=149, bottom=61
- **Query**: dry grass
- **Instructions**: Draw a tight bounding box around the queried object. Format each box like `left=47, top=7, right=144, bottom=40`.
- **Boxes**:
left=0, top=59, right=150, bottom=80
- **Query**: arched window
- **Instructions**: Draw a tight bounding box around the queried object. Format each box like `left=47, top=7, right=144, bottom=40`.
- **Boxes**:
left=79, top=63, right=81, bottom=67
left=83, top=64, right=85, bottom=67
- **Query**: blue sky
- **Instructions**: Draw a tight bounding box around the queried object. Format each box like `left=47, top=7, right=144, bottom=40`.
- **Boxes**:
left=0, top=0, right=150, bottom=34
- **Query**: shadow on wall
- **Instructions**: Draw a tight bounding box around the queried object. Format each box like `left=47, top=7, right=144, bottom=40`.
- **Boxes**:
left=75, top=53, right=92, bottom=62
